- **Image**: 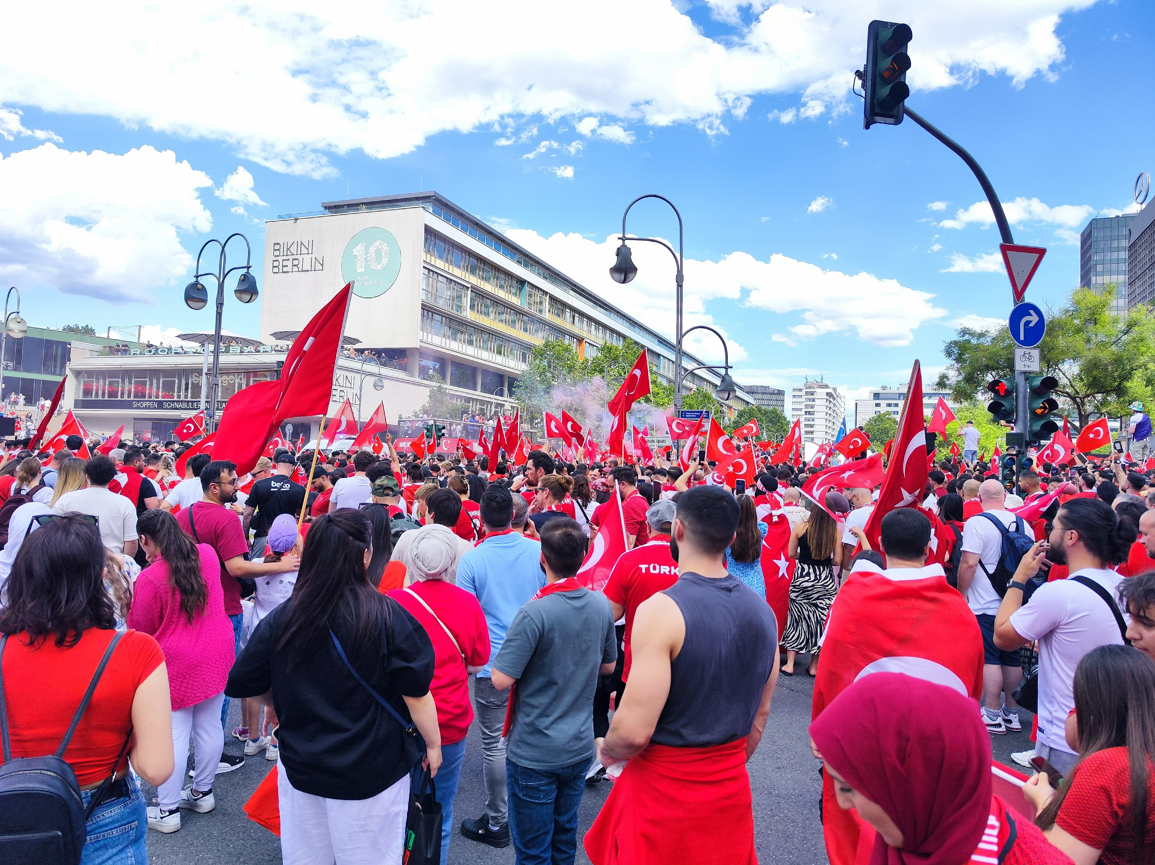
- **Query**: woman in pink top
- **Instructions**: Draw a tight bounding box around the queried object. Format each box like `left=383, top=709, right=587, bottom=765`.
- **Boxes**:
left=127, top=509, right=235, bottom=834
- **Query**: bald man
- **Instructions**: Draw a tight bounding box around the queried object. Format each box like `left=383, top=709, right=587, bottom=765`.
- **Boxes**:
left=957, top=479, right=1025, bottom=735
left=960, top=478, right=983, bottom=520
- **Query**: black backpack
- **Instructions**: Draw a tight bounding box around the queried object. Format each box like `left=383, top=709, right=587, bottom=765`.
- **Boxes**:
left=0, top=631, right=131, bottom=864
left=390, top=513, right=423, bottom=547
left=943, top=523, right=964, bottom=588
left=976, top=512, right=1036, bottom=597
left=0, top=483, right=46, bottom=549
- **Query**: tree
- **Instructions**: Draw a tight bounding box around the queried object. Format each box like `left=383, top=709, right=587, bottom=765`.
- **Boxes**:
left=930, top=404, right=1007, bottom=461
left=61, top=324, right=96, bottom=335
left=412, top=374, right=471, bottom=421
left=937, top=286, right=1155, bottom=427
left=727, top=404, right=789, bottom=440
left=861, top=413, right=897, bottom=449
left=680, top=387, right=723, bottom=417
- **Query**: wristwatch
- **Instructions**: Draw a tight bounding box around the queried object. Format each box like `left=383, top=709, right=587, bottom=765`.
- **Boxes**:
left=1008, top=582, right=1029, bottom=591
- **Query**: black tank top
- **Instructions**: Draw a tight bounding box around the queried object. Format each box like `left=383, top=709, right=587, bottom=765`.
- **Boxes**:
left=650, top=572, right=778, bottom=748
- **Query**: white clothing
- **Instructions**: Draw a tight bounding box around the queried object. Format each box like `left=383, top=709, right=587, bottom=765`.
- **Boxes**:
left=329, top=476, right=373, bottom=511
left=53, top=487, right=138, bottom=554
left=0, top=502, right=51, bottom=591
left=391, top=524, right=472, bottom=585
left=959, top=509, right=1021, bottom=616
left=158, top=692, right=225, bottom=810
left=277, top=758, right=410, bottom=865
left=165, top=478, right=203, bottom=511
left=22, top=485, right=54, bottom=505
left=1010, top=568, right=1127, bottom=755
left=922, top=493, right=940, bottom=515
left=241, top=565, right=298, bottom=648
left=572, top=498, right=599, bottom=537
left=841, top=504, right=874, bottom=546
left=962, top=427, right=981, bottom=451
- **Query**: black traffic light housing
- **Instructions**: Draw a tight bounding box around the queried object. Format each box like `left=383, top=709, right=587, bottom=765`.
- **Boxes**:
left=864, top=20, right=912, bottom=128
left=1028, top=375, right=1060, bottom=443
left=423, top=422, right=447, bottom=445
left=1000, top=450, right=1018, bottom=490
left=987, top=378, right=1016, bottom=424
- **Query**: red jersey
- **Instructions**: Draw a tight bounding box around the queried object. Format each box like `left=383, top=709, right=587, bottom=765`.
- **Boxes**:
left=962, top=499, right=983, bottom=520
left=311, top=488, right=333, bottom=517
left=592, top=490, right=650, bottom=546
left=1119, top=540, right=1154, bottom=578
left=602, top=537, right=677, bottom=680
left=453, top=506, right=476, bottom=542
left=546, top=495, right=576, bottom=519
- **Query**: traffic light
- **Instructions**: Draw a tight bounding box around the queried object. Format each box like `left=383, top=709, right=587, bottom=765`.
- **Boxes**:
left=1000, top=451, right=1018, bottom=490
left=423, top=422, right=446, bottom=444
left=863, top=20, right=912, bottom=128
left=1027, top=375, right=1060, bottom=443
left=986, top=378, right=1016, bottom=424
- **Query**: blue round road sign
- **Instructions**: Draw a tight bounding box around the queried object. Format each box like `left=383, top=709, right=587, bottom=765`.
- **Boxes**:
left=1008, top=302, right=1046, bottom=347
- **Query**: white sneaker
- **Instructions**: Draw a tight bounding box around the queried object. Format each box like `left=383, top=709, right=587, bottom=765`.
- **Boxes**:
left=147, top=806, right=181, bottom=833
left=179, top=787, right=216, bottom=813
left=1010, top=750, right=1035, bottom=768
left=265, top=741, right=279, bottom=762
left=1000, top=708, right=1022, bottom=732
left=243, top=736, right=270, bottom=756
left=982, top=709, right=1006, bottom=735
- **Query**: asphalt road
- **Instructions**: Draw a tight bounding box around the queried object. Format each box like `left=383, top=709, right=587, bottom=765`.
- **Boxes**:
left=144, top=674, right=1037, bottom=864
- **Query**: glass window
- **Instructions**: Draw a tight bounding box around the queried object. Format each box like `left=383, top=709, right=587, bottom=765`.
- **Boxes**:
left=419, top=352, right=448, bottom=381
left=450, top=362, right=477, bottom=390
left=480, top=369, right=505, bottom=395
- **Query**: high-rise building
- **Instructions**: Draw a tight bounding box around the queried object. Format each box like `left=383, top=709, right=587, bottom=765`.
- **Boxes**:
left=1080, top=214, right=1136, bottom=314
left=790, top=379, right=845, bottom=444
left=1126, top=204, right=1155, bottom=310
left=743, top=385, right=785, bottom=413
left=854, top=385, right=954, bottom=429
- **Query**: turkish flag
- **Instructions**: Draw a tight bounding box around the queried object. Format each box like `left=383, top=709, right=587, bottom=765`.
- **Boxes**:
left=705, top=418, right=739, bottom=462
left=607, top=349, right=651, bottom=416
left=350, top=403, right=388, bottom=451
left=460, top=440, right=479, bottom=460
left=96, top=424, right=126, bottom=456
left=632, top=426, right=654, bottom=463
left=801, top=454, right=885, bottom=518
left=489, top=417, right=504, bottom=464
left=544, top=411, right=571, bottom=446
left=1146, top=456, right=1155, bottom=473
left=677, top=415, right=706, bottom=471
left=175, top=433, right=215, bottom=479
left=925, top=397, right=956, bottom=435
left=666, top=415, right=698, bottom=440
left=718, top=441, right=757, bottom=488
left=732, top=419, right=760, bottom=440
left=949, top=441, right=961, bottom=458
left=411, top=433, right=429, bottom=460
left=321, top=398, right=359, bottom=447
left=755, top=440, right=776, bottom=451
left=28, top=375, right=67, bottom=451
left=263, top=432, right=287, bottom=458
left=834, top=427, right=871, bottom=458
left=40, top=411, right=88, bottom=458
left=1037, top=430, right=1075, bottom=467
left=862, top=361, right=929, bottom=552
left=504, top=409, right=521, bottom=454
left=606, top=404, right=628, bottom=458
left=577, top=484, right=629, bottom=591
left=1075, top=417, right=1111, bottom=453
left=809, top=442, right=833, bottom=469
left=583, top=436, right=599, bottom=464
left=371, top=437, right=385, bottom=456
left=759, top=514, right=795, bottom=643
left=174, top=410, right=206, bottom=442
left=992, top=445, right=1002, bottom=466
left=561, top=410, right=586, bottom=446
left=771, top=420, right=800, bottom=465
left=812, top=562, right=984, bottom=865
left=209, top=381, right=283, bottom=474
left=511, top=436, right=530, bottom=466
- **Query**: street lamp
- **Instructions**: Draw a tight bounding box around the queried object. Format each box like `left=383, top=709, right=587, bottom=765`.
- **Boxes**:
left=184, top=234, right=258, bottom=431
left=678, top=324, right=734, bottom=407
left=0, top=287, right=27, bottom=406
left=609, top=195, right=687, bottom=407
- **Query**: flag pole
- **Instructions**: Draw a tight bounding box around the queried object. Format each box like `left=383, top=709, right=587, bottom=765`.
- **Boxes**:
left=297, top=414, right=328, bottom=528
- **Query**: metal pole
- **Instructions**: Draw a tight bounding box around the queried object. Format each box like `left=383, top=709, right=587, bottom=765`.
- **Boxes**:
left=0, top=288, right=21, bottom=406
left=208, top=251, right=226, bottom=432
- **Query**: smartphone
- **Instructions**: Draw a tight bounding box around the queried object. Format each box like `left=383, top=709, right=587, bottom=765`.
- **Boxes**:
left=1029, top=756, right=1063, bottom=787
left=1113, top=440, right=1125, bottom=454
left=735, top=479, right=747, bottom=494
left=698, top=448, right=706, bottom=463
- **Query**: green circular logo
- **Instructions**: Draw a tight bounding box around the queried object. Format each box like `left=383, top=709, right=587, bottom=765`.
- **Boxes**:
left=342, top=227, right=402, bottom=298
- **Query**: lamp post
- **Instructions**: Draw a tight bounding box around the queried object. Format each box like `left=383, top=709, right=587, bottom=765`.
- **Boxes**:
left=0, top=287, right=28, bottom=407
left=184, top=234, right=258, bottom=432
left=608, top=195, right=688, bottom=408
left=677, top=324, right=735, bottom=415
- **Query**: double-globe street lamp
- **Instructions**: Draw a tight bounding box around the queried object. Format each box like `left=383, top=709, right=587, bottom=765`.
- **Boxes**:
left=184, top=234, right=258, bottom=432
left=0, top=287, right=29, bottom=405
left=609, top=196, right=734, bottom=412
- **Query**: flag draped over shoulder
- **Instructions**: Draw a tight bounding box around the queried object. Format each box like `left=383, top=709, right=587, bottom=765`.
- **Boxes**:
left=576, top=484, right=627, bottom=591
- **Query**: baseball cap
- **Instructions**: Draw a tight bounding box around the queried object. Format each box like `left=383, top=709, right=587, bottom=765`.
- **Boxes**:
left=372, top=475, right=400, bottom=497
left=267, top=514, right=299, bottom=554
left=646, top=499, right=676, bottom=532
left=274, top=452, right=295, bottom=465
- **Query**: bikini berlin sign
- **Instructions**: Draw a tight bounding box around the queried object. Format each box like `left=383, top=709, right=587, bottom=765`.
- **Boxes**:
left=342, top=227, right=403, bottom=298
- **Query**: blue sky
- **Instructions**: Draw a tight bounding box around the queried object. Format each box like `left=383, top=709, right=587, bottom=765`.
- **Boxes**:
left=1, top=0, right=1149, bottom=407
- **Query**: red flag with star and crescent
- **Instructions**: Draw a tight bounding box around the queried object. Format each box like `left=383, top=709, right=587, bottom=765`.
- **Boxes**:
left=174, top=410, right=206, bottom=442
left=717, top=440, right=757, bottom=489
left=834, top=427, right=871, bottom=459
left=321, top=398, right=359, bottom=447
left=666, top=415, right=698, bottom=440
left=350, top=403, right=388, bottom=451
left=1037, top=430, right=1076, bottom=467
left=175, top=434, right=215, bottom=479
left=705, top=418, right=739, bottom=463
left=263, top=432, right=287, bottom=458
left=678, top=415, right=706, bottom=472
left=607, top=349, right=651, bottom=416
left=544, top=412, right=572, bottom=446
left=40, top=411, right=89, bottom=459
left=561, top=410, right=586, bottom=446
left=862, top=361, right=929, bottom=552
left=771, top=420, right=800, bottom=465
left=576, top=482, right=629, bottom=592
left=800, top=454, right=885, bottom=519
left=632, top=426, right=654, bottom=464
left=925, top=397, right=956, bottom=436
left=1075, top=417, right=1111, bottom=454
left=731, top=418, right=760, bottom=441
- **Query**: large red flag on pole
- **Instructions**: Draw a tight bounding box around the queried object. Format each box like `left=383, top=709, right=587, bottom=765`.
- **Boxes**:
left=576, top=482, right=629, bottom=591
left=771, top=420, right=800, bottom=465
left=350, top=403, right=388, bottom=451
left=175, top=433, right=216, bottom=479
left=29, top=375, right=66, bottom=452
left=833, top=427, right=872, bottom=459
left=925, top=397, right=956, bottom=436
left=173, top=410, right=206, bottom=442
left=1074, top=417, right=1111, bottom=454
left=321, top=398, right=358, bottom=447
left=96, top=425, right=126, bottom=456
left=607, top=349, right=651, bottom=416
left=561, top=410, right=585, bottom=446
left=544, top=412, right=571, bottom=446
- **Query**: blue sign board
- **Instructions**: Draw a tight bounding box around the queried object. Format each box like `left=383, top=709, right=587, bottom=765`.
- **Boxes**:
left=678, top=409, right=712, bottom=421
left=1008, top=302, right=1046, bottom=347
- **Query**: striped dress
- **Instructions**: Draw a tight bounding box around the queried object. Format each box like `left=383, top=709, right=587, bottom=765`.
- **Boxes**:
left=781, top=531, right=837, bottom=654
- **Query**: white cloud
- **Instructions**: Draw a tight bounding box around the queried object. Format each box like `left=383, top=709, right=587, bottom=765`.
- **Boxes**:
left=927, top=201, right=948, bottom=211
left=550, top=165, right=575, bottom=179
left=1054, top=228, right=1081, bottom=245
left=942, top=251, right=1003, bottom=273
left=231, top=205, right=246, bottom=215
left=822, top=252, right=837, bottom=259
left=950, top=314, right=1004, bottom=332
left=939, top=196, right=1095, bottom=230
left=573, top=117, right=634, bottom=144
left=0, top=2, right=1099, bottom=176
left=929, top=243, right=942, bottom=252
left=0, top=104, right=60, bottom=142
left=564, top=141, right=583, bottom=155
left=522, top=140, right=560, bottom=159
left=836, top=136, right=848, bottom=148
left=807, top=195, right=832, bottom=214
left=214, top=166, right=266, bottom=207
left=0, top=143, right=212, bottom=302
left=575, top=117, right=600, bottom=137
left=768, top=107, right=797, bottom=124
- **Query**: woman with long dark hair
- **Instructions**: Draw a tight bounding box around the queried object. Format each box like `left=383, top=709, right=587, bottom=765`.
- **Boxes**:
left=128, top=508, right=235, bottom=833
left=226, top=510, right=440, bottom=864
left=726, top=495, right=767, bottom=598
left=1024, top=644, right=1155, bottom=865
left=0, top=516, right=174, bottom=860
left=363, top=502, right=406, bottom=592
left=783, top=500, right=842, bottom=676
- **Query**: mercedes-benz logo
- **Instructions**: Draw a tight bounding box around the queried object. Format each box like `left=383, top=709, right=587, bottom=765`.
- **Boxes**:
left=1136, top=172, right=1150, bottom=205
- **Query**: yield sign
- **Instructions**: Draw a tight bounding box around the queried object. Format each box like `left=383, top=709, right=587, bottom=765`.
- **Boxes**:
left=1000, top=243, right=1046, bottom=304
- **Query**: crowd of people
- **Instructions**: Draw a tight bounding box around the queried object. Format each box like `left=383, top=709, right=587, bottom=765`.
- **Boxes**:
left=1, top=425, right=1154, bottom=865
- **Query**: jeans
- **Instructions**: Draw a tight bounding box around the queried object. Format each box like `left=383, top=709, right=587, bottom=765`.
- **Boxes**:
left=473, top=676, right=509, bottom=825
left=411, top=738, right=467, bottom=865
left=221, top=613, right=243, bottom=731
left=963, top=449, right=978, bottom=464
left=79, top=775, right=148, bottom=865
left=506, top=758, right=590, bottom=865
left=161, top=692, right=225, bottom=810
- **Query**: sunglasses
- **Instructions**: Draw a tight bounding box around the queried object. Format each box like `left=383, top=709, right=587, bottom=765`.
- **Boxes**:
left=32, top=513, right=100, bottom=528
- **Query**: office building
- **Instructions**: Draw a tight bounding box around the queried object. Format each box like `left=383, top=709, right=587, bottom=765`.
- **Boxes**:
left=1127, top=204, right=1155, bottom=310
left=790, top=379, right=845, bottom=444
left=1080, top=214, right=1136, bottom=314
left=744, top=385, right=786, bottom=413
left=854, top=385, right=955, bottom=429
left=3, top=327, right=135, bottom=406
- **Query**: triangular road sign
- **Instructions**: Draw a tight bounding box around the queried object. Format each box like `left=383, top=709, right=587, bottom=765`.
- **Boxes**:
left=1000, top=243, right=1046, bottom=304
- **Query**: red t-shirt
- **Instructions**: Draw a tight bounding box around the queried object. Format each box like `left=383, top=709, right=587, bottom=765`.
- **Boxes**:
left=0, top=474, right=15, bottom=501
left=389, top=580, right=490, bottom=745
left=1118, top=540, right=1154, bottom=578
left=1, top=628, right=164, bottom=785
left=592, top=491, right=650, bottom=546
left=602, top=537, right=677, bottom=681
left=461, top=500, right=481, bottom=536
left=176, top=501, right=250, bottom=616
left=311, top=488, right=333, bottom=518
left=452, top=507, right=476, bottom=542
left=962, top=499, right=983, bottom=520
left=1056, top=747, right=1155, bottom=865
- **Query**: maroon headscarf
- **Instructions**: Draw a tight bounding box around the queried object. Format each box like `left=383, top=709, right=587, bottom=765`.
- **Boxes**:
left=809, top=672, right=992, bottom=865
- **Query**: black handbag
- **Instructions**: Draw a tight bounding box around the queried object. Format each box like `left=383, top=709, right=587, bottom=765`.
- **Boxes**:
left=404, top=769, right=441, bottom=865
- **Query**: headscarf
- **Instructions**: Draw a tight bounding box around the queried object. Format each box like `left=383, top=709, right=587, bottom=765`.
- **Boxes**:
left=407, top=527, right=459, bottom=582
left=808, top=672, right=992, bottom=865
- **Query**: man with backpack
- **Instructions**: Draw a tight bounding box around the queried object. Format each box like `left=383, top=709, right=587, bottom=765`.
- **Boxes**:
left=956, top=479, right=1032, bottom=734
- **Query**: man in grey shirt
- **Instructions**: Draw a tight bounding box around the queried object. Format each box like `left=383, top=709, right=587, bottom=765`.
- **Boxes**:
left=492, top=517, right=616, bottom=865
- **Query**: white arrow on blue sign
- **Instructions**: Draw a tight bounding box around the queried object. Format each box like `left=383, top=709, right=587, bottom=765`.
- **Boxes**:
left=1008, top=301, right=1046, bottom=347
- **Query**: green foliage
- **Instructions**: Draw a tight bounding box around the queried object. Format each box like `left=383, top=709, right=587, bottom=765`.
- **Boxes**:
left=726, top=404, right=789, bottom=440
left=861, top=412, right=897, bottom=449
left=61, top=324, right=97, bottom=335
left=680, top=387, right=723, bottom=417
left=412, top=374, right=471, bottom=420
left=930, top=404, right=1008, bottom=459
left=936, top=286, right=1155, bottom=427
